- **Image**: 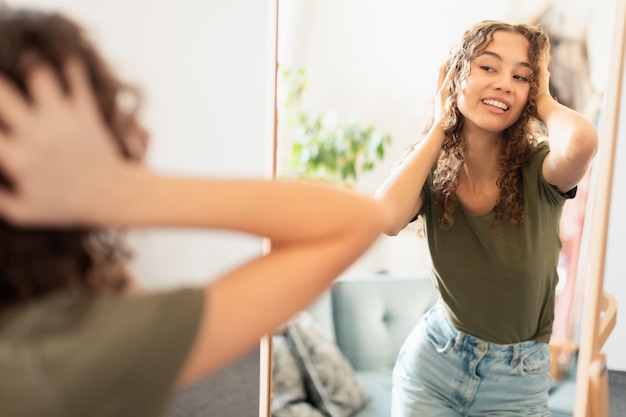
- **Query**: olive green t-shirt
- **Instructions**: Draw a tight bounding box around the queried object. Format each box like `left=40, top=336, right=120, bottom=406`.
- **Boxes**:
left=0, top=288, right=204, bottom=417
left=419, top=141, right=574, bottom=344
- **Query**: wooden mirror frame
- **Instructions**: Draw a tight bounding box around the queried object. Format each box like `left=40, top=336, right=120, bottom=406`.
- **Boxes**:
left=573, top=0, right=625, bottom=415
left=261, top=1, right=626, bottom=415
left=260, top=1, right=279, bottom=415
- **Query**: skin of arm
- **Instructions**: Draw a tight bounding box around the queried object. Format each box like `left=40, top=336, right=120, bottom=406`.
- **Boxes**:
left=537, top=49, right=599, bottom=192
left=375, top=63, right=452, bottom=236
left=538, top=94, right=598, bottom=192
left=0, top=60, right=387, bottom=387
left=374, top=125, right=444, bottom=236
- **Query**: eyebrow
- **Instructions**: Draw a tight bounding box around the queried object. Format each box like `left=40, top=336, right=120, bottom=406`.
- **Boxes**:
left=478, top=50, right=532, bottom=70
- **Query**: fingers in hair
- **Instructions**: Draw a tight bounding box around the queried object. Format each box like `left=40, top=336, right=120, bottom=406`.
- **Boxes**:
left=0, top=74, right=30, bottom=134
left=27, top=62, right=68, bottom=111
left=64, top=57, right=101, bottom=119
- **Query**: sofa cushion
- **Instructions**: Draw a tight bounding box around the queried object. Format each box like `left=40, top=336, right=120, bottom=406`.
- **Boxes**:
left=351, top=371, right=393, bottom=417
left=331, top=276, right=438, bottom=372
left=287, top=313, right=370, bottom=417
left=304, top=289, right=336, bottom=343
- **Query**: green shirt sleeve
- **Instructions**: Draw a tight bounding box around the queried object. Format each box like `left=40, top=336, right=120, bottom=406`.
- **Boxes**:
left=0, top=288, right=204, bottom=417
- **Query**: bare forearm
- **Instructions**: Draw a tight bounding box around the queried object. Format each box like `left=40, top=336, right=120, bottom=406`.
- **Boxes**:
left=171, top=177, right=386, bottom=385
left=537, top=94, right=598, bottom=153
left=182, top=214, right=381, bottom=384
left=95, top=167, right=382, bottom=243
left=375, top=125, right=445, bottom=235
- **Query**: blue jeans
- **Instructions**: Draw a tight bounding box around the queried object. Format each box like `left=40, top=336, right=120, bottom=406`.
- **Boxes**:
left=391, top=301, right=551, bottom=416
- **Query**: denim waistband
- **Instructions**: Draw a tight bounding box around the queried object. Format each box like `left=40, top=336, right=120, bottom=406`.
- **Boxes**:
left=430, top=301, right=546, bottom=360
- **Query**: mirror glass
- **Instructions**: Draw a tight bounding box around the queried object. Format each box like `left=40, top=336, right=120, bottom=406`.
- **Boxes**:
left=271, top=0, right=621, bottom=415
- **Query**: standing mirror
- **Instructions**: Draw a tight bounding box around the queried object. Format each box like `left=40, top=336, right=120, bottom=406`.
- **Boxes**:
left=266, top=1, right=625, bottom=416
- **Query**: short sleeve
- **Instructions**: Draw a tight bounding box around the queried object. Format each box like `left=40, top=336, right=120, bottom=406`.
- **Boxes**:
left=2, top=288, right=204, bottom=417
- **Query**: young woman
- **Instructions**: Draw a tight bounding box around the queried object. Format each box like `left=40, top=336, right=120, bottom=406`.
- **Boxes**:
left=375, top=21, right=598, bottom=416
left=0, top=8, right=386, bottom=417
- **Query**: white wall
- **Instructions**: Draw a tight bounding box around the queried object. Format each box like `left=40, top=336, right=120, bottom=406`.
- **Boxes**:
left=7, top=0, right=276, bottom=290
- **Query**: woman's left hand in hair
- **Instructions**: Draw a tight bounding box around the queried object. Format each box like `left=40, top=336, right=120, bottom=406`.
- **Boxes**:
left=433, top=61, right=454, bottom=125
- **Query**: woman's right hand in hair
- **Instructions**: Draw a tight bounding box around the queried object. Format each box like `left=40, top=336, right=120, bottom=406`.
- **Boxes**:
left=374, top=62, right=451, bottom=236
left=433, top=61, right=454, bottom=127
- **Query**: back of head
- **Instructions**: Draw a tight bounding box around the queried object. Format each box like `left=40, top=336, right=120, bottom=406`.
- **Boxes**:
left=0, top=7, right=144, bottom=311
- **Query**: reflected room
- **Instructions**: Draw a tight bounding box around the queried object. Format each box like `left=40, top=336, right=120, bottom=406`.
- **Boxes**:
left=270, top=1, right=624, bottom=416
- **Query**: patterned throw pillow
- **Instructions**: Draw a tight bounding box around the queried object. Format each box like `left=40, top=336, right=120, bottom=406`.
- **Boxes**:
left=272, top=333, right=326, bottom=417
left=273, top=402, right=327, bottom=417
left=286, top=313, right=370, bottom=417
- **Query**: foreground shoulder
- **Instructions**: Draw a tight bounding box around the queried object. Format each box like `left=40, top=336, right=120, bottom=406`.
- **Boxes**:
left=0, top=289, right=204, bottom=417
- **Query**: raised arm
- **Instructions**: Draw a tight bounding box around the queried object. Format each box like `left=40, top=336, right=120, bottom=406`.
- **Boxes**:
left=374, top=63, right=452, bottom=236
left=0, top=60, right=386, bottom=385
left=175, top=178, right=385, bottom=384
left=538, top=51, right=598, bottom=193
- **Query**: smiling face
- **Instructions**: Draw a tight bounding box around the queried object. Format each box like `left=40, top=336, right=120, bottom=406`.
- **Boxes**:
left=456, top=30, right=533, bottom=136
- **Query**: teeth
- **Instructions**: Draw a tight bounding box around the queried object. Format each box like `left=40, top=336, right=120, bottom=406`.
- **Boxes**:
left=482, top=99, right=509, bottom=111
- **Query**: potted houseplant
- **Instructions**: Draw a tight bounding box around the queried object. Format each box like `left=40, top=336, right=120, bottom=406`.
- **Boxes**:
left=280, top=68, right=392, bottom=187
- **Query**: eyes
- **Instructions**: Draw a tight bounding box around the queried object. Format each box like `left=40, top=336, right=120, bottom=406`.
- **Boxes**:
left=478, top=65, right=530, bottom=83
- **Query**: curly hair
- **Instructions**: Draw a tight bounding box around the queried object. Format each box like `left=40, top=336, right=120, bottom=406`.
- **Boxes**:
left=431, top=20, right=549, bottom=231
left=0, top=8, right=145, bottom=310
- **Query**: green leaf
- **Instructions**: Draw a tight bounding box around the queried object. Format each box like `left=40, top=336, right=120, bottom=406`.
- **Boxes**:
left=281, top=67, right=392, bottom=185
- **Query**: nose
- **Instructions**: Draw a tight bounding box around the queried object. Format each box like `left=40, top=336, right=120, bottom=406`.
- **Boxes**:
left=493, top=73, right=513, bottom=94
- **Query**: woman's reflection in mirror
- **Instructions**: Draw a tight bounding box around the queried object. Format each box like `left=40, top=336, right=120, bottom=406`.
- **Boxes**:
left=375, top=20, right=598, bottom=416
